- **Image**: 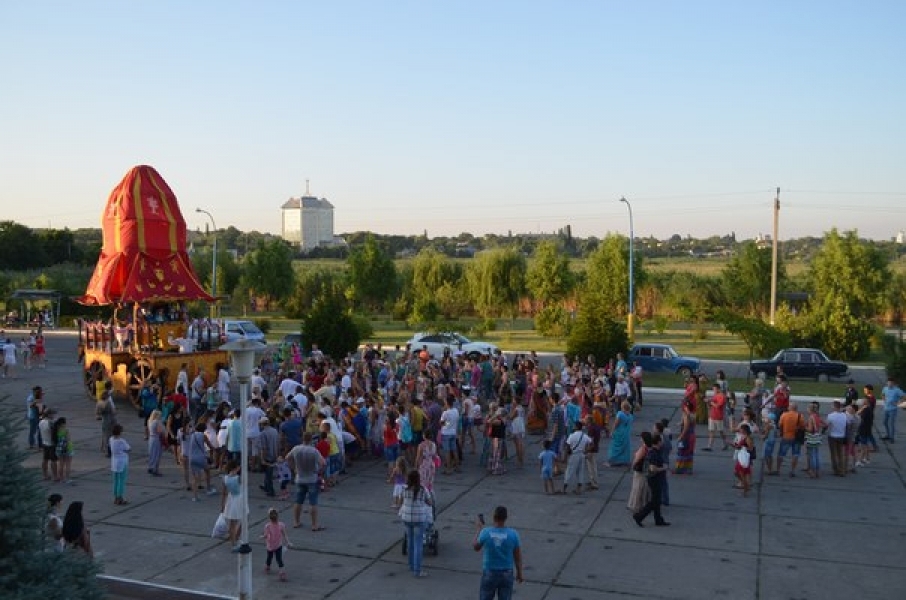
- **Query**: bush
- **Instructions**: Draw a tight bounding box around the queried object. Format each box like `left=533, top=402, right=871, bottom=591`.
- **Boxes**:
left=882, top=334, right=906, bottom=382
left=567, top=302, right=629, bottom=364
left=653, top=315, right=670, bottom=335
left=535, top=305, right=571, bottom=337
left=391, top=297, right=410, bottom=322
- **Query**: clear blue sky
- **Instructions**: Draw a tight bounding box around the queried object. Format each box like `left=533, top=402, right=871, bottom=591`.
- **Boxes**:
left=2, top=1, right=904, bottom=241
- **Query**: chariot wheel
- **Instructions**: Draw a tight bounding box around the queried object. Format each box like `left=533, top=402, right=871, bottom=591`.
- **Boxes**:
left=84, top=361, right=107, bottom=399
left=128, top=359, right=155, bottom=408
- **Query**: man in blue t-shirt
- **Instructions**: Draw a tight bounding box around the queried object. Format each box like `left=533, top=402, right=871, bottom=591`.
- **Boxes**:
left=473, top=505, right=523, bottom=600
left=881, top=377, right=905, bottom=443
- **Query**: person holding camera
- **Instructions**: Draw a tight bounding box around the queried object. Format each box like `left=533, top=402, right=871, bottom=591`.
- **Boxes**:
left=473, top=505, right=523, bottom=599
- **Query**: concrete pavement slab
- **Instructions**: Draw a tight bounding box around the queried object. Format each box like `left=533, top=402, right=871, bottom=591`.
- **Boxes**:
left=759, top=555, right=906, bottom=600
left=554, top=537, right=757, bottom=600
left=761, top=516, right=906, bottom=568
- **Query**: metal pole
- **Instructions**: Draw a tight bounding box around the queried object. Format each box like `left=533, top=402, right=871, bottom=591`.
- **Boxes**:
left=769, top=188, right=779, bottom=325
left=620, top=197, right=635, bottom=342
left=237, top=371, right=252, bottom=600
left=196, top=208, right=218, bottom=318
left=222, top=340, right=260, bottom=600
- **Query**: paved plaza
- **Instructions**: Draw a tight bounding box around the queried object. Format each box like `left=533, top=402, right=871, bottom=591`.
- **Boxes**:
left=3, top=332, right=905, bottom=599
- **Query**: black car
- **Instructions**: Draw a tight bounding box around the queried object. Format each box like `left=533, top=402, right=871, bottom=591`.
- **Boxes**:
left=750, top=348, right=849, bottom=382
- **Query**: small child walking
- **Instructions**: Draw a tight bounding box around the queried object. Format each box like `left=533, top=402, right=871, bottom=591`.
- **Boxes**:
left=275, top=456, right=292, bottom=501
left=390, top=456, right=407, bottom=509
left=538, top=439, right=557, bottom=494
left=261, top=507, right=293, bottom=581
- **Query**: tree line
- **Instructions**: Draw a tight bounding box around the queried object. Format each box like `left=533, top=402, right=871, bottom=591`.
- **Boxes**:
left=2, top=220, right=905, bottom=369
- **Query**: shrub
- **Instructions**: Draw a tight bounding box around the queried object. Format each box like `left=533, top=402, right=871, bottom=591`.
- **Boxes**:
left=535, top=305, right=571, bottom=337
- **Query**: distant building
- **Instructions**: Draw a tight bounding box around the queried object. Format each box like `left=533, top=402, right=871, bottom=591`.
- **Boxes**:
left=897, top=230, right=905, bottom=244
left=281, top=194, right=335, bottom=250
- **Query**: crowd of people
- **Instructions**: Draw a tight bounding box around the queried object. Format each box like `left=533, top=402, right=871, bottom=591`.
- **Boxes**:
left=25, top=334, right=906, bottom=595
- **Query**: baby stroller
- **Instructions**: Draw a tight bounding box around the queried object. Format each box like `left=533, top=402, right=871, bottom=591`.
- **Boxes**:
left=402, top=487, right=439, bottom=556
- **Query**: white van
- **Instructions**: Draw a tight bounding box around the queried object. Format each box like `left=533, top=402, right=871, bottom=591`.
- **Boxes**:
left=222, top=320, right=266, bottom=343
left=187, top=319, right=266, bottom=346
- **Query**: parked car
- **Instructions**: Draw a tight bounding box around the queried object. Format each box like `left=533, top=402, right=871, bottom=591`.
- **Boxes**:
left=627, top=343, right=701, bottom=377
left=406, top=332, right=498, bottom=360
left=750, top=348, right=849, bottom=382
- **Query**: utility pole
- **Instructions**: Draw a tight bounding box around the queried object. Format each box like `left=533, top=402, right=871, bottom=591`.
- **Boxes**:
left=769, top=187, right=780, bottom=325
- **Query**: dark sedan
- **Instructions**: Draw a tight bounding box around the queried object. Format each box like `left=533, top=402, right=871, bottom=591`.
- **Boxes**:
left=750, top=348, right=849, bottom=382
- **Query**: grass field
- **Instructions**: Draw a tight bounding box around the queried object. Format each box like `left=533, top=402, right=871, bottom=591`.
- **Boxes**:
left=261, top=313, right=890, bottom=367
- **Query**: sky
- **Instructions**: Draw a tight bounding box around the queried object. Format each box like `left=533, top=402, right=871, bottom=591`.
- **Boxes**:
left=2, top=1, right=905, bottom=242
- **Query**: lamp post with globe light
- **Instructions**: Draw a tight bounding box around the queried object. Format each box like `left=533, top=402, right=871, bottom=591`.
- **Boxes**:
left=619, top=197, right=635, bottom=342
left=220, top=339, right=264, bottom=600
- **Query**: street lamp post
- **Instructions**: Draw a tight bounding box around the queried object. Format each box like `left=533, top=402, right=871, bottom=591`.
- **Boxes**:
left=196, top=208, right=217, bottom=318
left=619, top=197, right=635, bottom=342
left=220, top=339, right=264, bottom=600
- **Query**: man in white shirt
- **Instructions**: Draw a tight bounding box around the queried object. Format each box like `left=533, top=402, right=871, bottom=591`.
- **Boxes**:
left=279, top=373, right=300, bottom=401
left=440, top=397, right=461, bottom=473
left=244, top=398, right=266, bottom=471
left=826, top=401, right=848, bottom=477
left=251, top=369, right=268, bottom=398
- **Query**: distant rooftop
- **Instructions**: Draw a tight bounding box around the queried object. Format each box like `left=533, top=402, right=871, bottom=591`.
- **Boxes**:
left=281, top=196, right=334, bottom=210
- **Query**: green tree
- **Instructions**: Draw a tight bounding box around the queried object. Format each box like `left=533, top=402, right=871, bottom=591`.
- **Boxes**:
left=243, top=239, right=295, bottom=310
left=283, top=266, right=346, bottom=319
left=582, top=234, right=642, bottom=319
left=0, top=403, right=103, bottom=599
left=0, top=221, right=48, bottom=269
left=190, top=247, right=241, bottom=300
left=301, top=292, right=363, bottom=359
left=39, top=228, right=84, bottom=265
left=715, top=310, right=791, bottom=359
left=526, top=240, right=575, bottom=309
left=410, top=248, right=466, bottom=324
left=721, top=241, right=783, bottom=316
left=347, top=235, right=397, bottom=311
left=804, top=229, right=889, bottom=359
left=465, top=247, right=527, bottom=319
left=566, top=291, right=629, bottom=363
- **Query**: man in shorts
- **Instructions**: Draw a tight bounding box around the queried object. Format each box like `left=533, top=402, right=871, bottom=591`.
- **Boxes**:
left=287, top=432, right=326, bottom=531
left=776, top=402, right=804, bottom=477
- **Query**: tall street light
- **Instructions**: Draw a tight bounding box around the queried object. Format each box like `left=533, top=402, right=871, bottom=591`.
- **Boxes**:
left=619, top=197, right=635, bottom=342
left=221, top=339, right=264, bottom=600
left=196, top=208, right=217, bottom=318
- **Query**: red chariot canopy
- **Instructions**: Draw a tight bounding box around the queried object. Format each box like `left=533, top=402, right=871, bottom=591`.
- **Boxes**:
left=78, top=165, right=213, bottom=306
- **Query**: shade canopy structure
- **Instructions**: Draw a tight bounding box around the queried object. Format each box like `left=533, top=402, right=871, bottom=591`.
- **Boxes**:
left=78, top=165, right=213, bottom=306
